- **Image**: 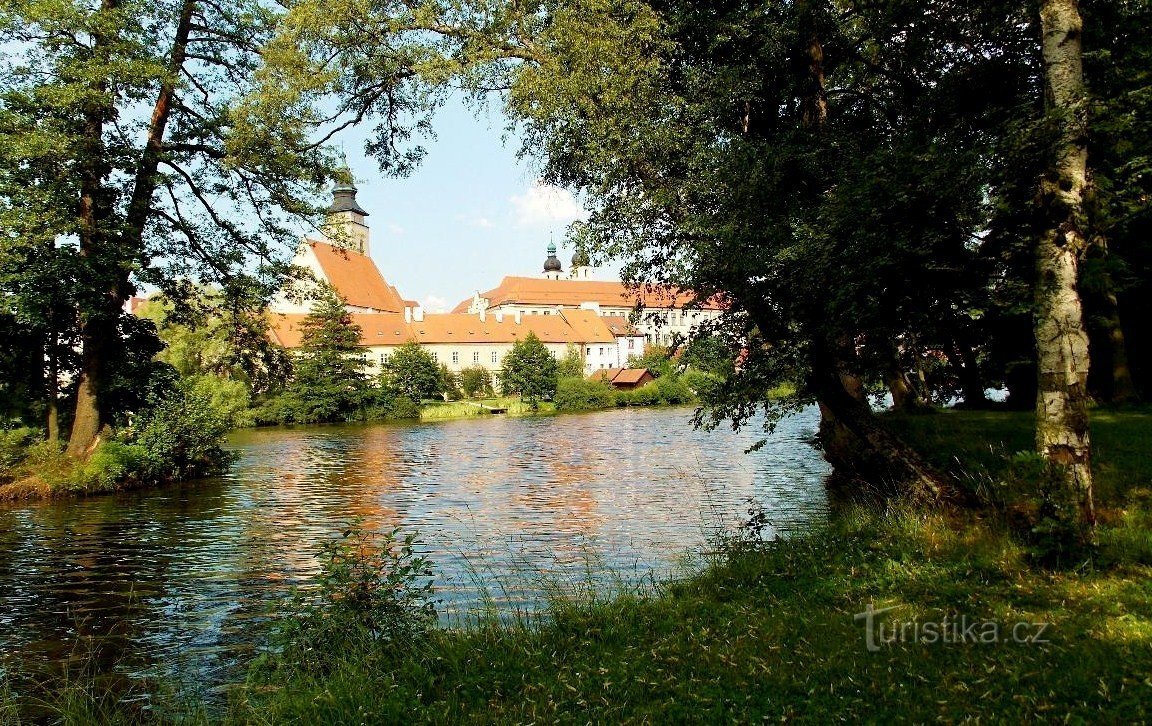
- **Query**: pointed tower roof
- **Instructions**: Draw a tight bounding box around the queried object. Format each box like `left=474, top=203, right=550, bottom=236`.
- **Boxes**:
left=327, top=181, right=370, bottom=216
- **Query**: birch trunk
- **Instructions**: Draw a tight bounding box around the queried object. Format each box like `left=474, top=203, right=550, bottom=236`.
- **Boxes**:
left=1035, top=0, right=1094, bottom=525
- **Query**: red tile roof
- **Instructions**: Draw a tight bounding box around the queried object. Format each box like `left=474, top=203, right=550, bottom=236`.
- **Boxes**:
left=269, top=309, right=617, bottom=349
left=307, top=240, right=405, bottom=313
left=587, top=368, right=653, bottom=385
left=452, top=276, right=723, bottom=313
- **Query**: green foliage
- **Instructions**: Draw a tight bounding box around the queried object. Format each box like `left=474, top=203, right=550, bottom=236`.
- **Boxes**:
left=679, top=335, right=733, bottom=377
left=554, top=376, right=616, bottom=411
left=459, top=365, right=494, bottom=398
left=130, top=378, right=238, bottom=482
left=80, top=441, right=150, bottom=491
left=382, top=342, right=443, bottom=403
left=627, top=346, right=675, bottom=378
left=501, top=332, right=559, bottom=408
left=610, top=373, right=697, bottom=408
left=259, top=523, right=435, bottom=676
left=184, top=374, right=253, bottom=428
left=680, top=369, right=722, bottom=398
left=0, top=0, right=340, bottom=449
left=285, top=288, right=370, bottom=423
left=615, top=382, right=661, bottom=407
left=557, top=344, right=586, bottom=378
left=138, top=291, right=291, bottom=397
left=0, top=427, right=39, bottom=472
left=440, top=364, right=463, bottom=401
left=388, top=396, right=422, bottom=420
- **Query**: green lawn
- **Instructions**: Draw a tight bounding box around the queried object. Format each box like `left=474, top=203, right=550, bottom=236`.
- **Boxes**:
left=886, top=407, right=1152, bottom=506
left=418, top=396, right=556, bottom=420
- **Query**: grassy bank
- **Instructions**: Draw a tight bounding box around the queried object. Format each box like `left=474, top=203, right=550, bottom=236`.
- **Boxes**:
left=6, top=409, right=1152, bottom=722
left=418, top=396, right=556, bottom=420
left=224, top=512, right=1150, bottom=723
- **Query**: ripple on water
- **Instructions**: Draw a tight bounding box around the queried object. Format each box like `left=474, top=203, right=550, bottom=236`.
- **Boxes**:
left=0, top=405, right=829, bottom=687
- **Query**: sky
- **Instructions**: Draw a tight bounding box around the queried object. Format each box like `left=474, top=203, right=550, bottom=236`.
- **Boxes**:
left=331, top=94, right=601, bottom=314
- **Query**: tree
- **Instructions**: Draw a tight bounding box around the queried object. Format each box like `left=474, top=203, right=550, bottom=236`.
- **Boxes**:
left=137, top=288, right=291, bottom=395
left=501, top=332, right=558, bottom=407
left=440, top=364, right=463, bottom=401
left=0, top=0, right=339, bottom=457
left=1032, top=0, right=1095, bottom=526
left=287, top=288, right=369, bottom=422
left=460, top=365, right=493, bottom=398
left=628, top=346, right=674, bottom=379
left=557, top=344, right=586, bottom=378
left=382, top=342, right=441, bottom=403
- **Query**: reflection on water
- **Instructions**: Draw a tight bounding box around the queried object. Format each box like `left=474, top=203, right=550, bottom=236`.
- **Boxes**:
left=0, top=405, right=829, bottom=688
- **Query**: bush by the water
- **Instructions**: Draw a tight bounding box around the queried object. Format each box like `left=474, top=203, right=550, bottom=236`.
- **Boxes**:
left=554, top=377, right=617, bottom=411
left=0, top=378, right=237, bottom=497
left=256, top=524, right=436, bottom=676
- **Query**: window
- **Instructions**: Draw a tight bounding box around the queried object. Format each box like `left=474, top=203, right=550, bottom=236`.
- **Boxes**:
left=586, top=347, right=592, bottom=356
left=491, top=351, right=498, bottom=363
left=380, top=353, right=389, bottom=365
left=473, top=351, right=480, bottom=363
left=452, top=351, right=459, bottom=364
left=628, top=339, right=635, bottom=349
left=431, top=351, right=438, bottom=362
left=599, top=347, right=605, bottom=356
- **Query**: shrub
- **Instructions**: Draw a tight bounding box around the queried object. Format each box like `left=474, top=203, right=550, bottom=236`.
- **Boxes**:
left=0, top=427, right=39, bottom=471
left=186, top=375, right=253, bottom=427
left=262, top=524, right=436, bottom=675
left=460, top=366, right=494, bottom=398
left=654, top=375, right=694, bottom=405
left=680, top=369, right=721, bottom=397
left=131, top=379, right=237, bottom=481
left=554, top=377, right=617, bottom=411
left=80, top=441, right=150, bottom=492
left=440, top=364, right=463, bottom=401
left=617, top=383, right=662, bottom=407
left=389, top=397, right=422, bottom=420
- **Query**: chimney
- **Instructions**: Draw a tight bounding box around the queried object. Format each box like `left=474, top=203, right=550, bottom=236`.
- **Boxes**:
left=514, top=310, right=522, bottom=325
left=494, top=310, right=504, bottom=323
left=413, top=306, right=424, bottom=322
left=479, top=308, right=486, bottom=322
left=404, top=307, right=412, bottom=323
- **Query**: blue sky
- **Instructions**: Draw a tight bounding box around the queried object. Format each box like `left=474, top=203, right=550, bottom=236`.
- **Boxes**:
left=332, top=94, right=595, bottom=313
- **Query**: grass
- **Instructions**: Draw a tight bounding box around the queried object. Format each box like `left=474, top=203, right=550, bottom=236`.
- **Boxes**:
left=886, top=406, right=1152, bottom=507
left=4, top=408, right=1152, bottom=722
left=419, top=396, right=557, bottom=420
left=226, top=507, right=1152, bottom=722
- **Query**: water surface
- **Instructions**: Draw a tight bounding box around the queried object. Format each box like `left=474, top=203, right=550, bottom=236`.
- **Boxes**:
left=0, top=405, right=829, bottom=687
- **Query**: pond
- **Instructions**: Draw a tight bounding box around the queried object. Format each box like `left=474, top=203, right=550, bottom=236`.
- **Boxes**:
left=0, top=405, right=830, bottom=690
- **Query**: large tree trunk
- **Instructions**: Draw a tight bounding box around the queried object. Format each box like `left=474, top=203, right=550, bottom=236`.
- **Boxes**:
left=1034, top=0, right=1095, bottom=526
left=810, top=346, right=968, bottom=506
left=946, top=338, right=989, bottom=409
left=67, top=0, right=196, bottom=457
left=66, top=0, right=119, bottom=458
left=1084, top=236, right=1137, bottom=403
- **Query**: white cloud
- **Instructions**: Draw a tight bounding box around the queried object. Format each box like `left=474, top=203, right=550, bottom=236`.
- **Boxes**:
left=421, top=294, right=448, bottom=313
left=386, top=223, right=405, bottom=235
left=469, top=216, right=494, bottom=229
left=509, top=182, right=587, bottom=227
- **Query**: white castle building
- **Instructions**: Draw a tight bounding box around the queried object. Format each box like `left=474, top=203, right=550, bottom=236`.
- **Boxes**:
left=268, top=183, right=650, bottom=384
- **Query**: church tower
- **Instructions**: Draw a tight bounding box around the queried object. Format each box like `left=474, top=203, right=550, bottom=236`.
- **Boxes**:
left=570, top=248, right=592, bottom=279
left=323, top=180, right=371, bottom=256
left=542, top=241, right=563, bottom=280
